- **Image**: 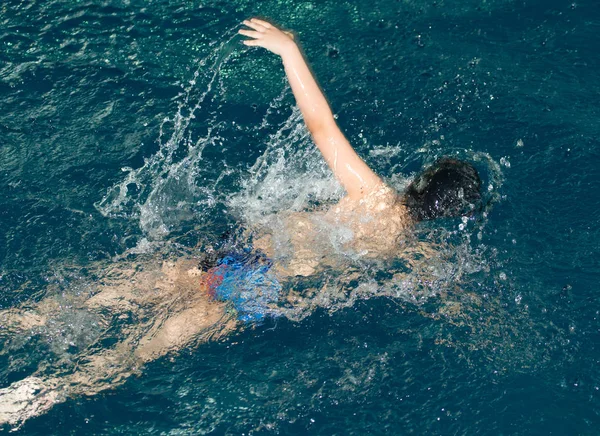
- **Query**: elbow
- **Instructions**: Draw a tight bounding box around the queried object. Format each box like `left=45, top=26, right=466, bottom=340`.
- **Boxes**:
left=306, top=117, right=336, bottom=139
left=306, top=121, right=325, bottom=138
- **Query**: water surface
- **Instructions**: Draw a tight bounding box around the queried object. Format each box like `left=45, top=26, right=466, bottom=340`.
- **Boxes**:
left=1, top=0, right=599, bottom=434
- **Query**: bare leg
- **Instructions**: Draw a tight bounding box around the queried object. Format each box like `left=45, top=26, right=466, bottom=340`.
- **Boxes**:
left=0, top=261, right=151, bottom=333
left=0, top=258, right=237, bottom=429
left=0, top=309, right=47, bottom=331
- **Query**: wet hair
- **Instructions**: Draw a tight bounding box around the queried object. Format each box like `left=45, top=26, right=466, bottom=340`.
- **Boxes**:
left=404, top=158, right=482, bottom=221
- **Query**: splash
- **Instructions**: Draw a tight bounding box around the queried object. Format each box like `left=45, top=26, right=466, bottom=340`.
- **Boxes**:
left=95, top=30, right=242, bottom=240
left=227, top=106, right=344, bottom=226
left=92, top=24, right=506, bottom=324
left=94, top=26, right=345, bottom=249
left=231, top=135, right=505, bottom=320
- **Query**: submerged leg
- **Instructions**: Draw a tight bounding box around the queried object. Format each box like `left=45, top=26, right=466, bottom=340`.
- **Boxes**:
left=0, top=258, right=236, bottom=429
left=0, top=309, right=47, bottom=331
left=0, top=376, right=61, bottom=429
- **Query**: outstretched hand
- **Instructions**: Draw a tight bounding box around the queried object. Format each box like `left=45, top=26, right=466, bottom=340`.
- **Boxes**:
left=238, top=17, right=383, bottom=200
left=239, top=18, right=296, bottom=56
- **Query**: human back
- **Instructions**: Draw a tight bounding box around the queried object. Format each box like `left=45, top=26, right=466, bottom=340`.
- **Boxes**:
left=239, top=20, right=482, bottom=266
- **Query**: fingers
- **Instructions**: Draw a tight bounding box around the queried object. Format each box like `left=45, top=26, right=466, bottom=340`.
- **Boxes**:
left=238, top=29, right=263, bottom=39
left=250, top=18, right=273, bottom=29
left=242, top=19, right=268, bottom=32
left=239, top=18, right=293, bottom=52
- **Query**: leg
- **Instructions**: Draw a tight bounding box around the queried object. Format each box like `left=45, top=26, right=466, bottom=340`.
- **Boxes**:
left=0, top=258, right=237, bottom=429
left=0, top=309, right=47, bottom=331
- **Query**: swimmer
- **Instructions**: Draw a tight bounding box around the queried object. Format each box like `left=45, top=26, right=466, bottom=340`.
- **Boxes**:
left=0, top=18, right=482, bottom=428
left=239, top=19, right=481, bottom=274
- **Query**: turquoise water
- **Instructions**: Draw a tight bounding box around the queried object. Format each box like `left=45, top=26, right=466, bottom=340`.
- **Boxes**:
left=1, top=0, right=599, bottom=433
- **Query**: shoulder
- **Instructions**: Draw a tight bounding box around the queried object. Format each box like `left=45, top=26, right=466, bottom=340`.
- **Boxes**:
left=334, top=183, right=402, bottom=215
left=364, top=183, right=401, bottom=211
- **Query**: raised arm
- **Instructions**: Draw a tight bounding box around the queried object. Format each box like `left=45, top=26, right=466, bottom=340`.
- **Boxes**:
left=239, top=18, right=383, bottom=200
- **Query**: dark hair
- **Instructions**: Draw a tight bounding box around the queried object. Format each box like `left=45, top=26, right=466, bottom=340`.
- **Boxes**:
left=404, top=158, right=482, bottom=221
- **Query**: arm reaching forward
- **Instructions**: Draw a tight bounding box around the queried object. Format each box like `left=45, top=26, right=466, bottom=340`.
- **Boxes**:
left=239, top=18, right=383, bottom=200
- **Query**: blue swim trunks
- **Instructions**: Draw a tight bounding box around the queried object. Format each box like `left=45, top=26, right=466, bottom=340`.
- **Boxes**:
left=202, top=252, right=281, bottom=323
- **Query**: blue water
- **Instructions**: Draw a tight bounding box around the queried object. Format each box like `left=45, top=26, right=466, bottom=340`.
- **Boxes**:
left=1, top=0, right=599, bottom=434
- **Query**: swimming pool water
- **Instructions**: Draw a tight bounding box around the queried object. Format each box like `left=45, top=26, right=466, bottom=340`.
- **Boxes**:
left=1, top=0, right=599, bottom=434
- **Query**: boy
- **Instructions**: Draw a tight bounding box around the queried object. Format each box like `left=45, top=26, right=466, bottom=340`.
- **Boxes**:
left=0, top=18, right=481, bottom=428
